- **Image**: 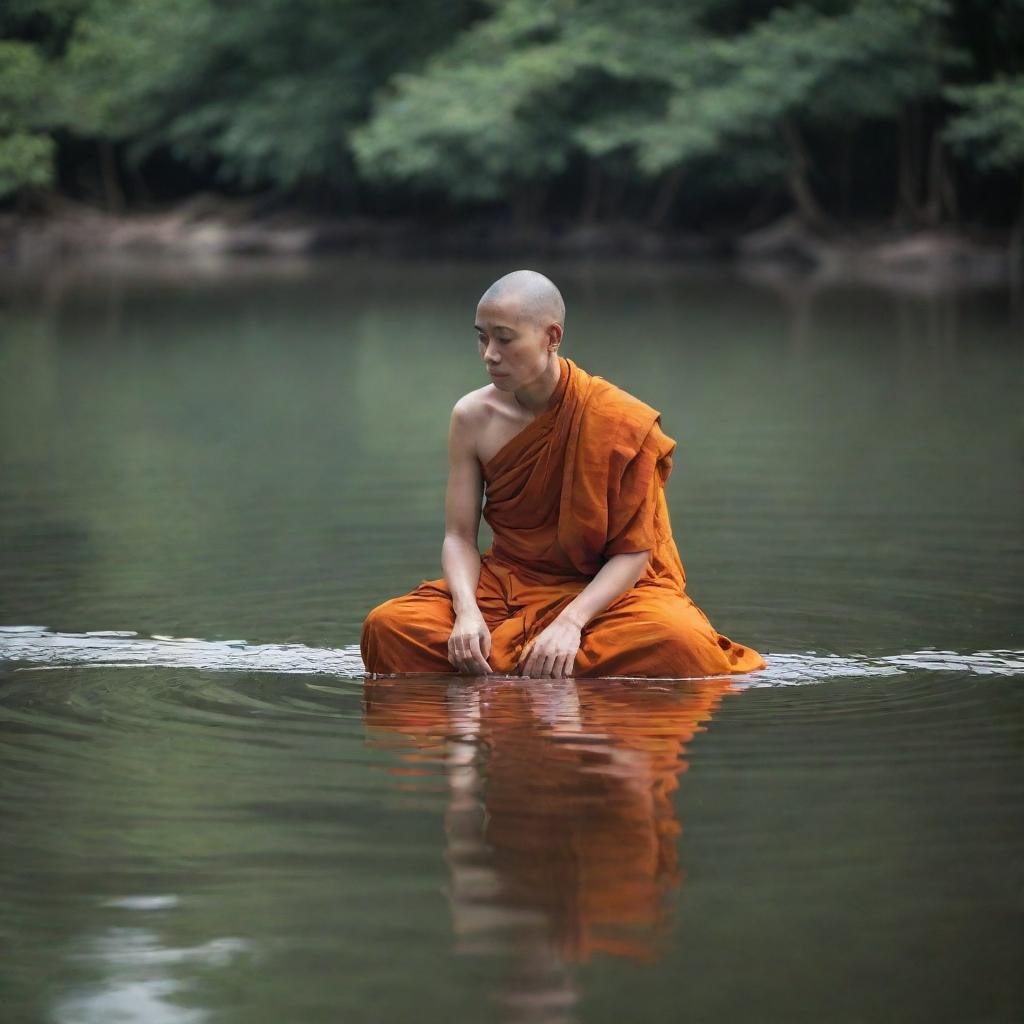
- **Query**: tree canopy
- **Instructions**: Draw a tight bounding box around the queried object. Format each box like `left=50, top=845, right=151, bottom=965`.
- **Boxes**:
left=1, top=0, right=1021, bottom=228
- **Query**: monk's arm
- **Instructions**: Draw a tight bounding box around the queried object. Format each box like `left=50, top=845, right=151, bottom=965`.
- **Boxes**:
left=442, top=401, right=484, bottom=612
left=557, top=551, right=651, bottom=629
left=516, top=550, right=650, bottom=677
left=441, top=401, right=492, bottom=673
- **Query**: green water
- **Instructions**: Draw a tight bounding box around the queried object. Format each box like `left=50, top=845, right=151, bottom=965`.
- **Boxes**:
left=1, top=258, right=1021, bottom=1023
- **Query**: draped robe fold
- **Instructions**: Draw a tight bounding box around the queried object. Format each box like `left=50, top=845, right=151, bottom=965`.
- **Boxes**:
left=360, top=355, right=765, bottom=678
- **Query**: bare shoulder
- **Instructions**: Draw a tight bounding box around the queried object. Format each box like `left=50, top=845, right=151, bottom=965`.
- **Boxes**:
left=452, top=384, right=492, bottom=416
left=450, top=384, right=518, bottom=467
left=451, top=385, right=495, bottom=432
left=450, top=385, right=497, bottom=452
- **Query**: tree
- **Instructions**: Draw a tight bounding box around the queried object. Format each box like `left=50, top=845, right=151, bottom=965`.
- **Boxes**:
left=0, top=0, right=83, bottom=200
left=353, top=0, right=970, bottom=227
left=0, top=40, right=55, bottom=198
left=126, top=0, right=479, bottom=197
left=944, top=73, right=1024, bottom=245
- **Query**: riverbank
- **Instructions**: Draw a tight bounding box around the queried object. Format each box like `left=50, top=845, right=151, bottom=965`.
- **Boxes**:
left=1, top=193, right=1017, bottom=289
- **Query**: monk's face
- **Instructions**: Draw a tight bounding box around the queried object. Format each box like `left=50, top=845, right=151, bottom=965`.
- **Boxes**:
left=475, top=298, right=559, bottom=391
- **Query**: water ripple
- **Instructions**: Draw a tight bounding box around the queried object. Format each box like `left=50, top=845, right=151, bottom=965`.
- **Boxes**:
left=1, top=626, right=1021, bottom=686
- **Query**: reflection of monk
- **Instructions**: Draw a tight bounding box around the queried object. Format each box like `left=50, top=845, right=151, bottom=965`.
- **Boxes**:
left=360, top=269, right=764, bottom=680
left=364, top=675, right=734, bottom=964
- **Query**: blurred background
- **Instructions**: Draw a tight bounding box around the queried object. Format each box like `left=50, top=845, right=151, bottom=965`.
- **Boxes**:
left=0, top=0, right=1022, bottom=262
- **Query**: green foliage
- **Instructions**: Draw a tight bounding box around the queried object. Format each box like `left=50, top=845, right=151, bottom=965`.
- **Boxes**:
left=353, top=0, right=970, bottom=198
left=2, top=0, right=478, bottom=194
left=944, top=74, right=1024, bottom=172
left=352, top=1, right=711, bottom=197
left=0, top=131, right=54, bottom=196
left=58, top=0, right=207, bottom=143
left=0, top=40, right=52, bottom=128
left=150, top=0, right=479, bottom=190
left=633, top=0, right=968, bottom=171
left=0, top=39, right=57, bottom=196
left=353, top=0, right=602, bottom=199
left=0, top=0, right=86, bottom=44
left=0, top=0, right=1019, bottom=220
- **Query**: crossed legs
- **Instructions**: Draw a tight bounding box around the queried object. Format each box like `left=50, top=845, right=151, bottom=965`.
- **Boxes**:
left=360, top=570, right=763, bottom=679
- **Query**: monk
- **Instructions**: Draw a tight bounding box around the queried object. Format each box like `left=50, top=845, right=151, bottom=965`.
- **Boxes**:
left=360, top=269, right=765, bottom=679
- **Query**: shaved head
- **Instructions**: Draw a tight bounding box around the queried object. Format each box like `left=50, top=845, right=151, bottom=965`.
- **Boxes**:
left=478, top=269, right=565, bottom=329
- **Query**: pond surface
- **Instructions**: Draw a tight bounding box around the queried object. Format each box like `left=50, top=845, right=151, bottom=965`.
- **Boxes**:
left=1, top=258, right=1022, bottom=1022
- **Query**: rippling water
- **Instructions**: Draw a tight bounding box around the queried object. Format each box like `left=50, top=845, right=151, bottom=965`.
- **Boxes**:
left=3, top=625, right=1024, bottom=685
left=2, top=665, right=1021, bottom=1022
left=1, top=259, right=1021, bottom=1022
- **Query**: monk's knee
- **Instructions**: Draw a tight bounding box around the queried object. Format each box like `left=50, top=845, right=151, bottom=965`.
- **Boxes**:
left=360, top=599, right=403, bottom=661
left=361, top=600, right=389, bottom=640
left=672, top=626, right=753, bottom=675
left=372, top=596, right=404, bottom=621
left=360, top=592, right=456, bottom=674
left=640, top=617, right=729, bottom=677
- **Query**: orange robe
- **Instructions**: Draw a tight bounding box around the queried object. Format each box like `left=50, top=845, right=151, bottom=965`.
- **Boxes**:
left=360, top=354, right=765, bottom=678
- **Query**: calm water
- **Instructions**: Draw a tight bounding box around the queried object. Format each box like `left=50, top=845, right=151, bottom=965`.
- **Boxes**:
left=1, top=258, right=1022, bottom=1023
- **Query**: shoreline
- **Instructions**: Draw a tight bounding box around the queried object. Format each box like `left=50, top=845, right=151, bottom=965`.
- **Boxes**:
left=1, top=194, right=1018, bottom=290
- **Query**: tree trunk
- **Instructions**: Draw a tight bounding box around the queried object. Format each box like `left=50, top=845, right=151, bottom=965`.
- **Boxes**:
left=838, top=126, right=855, bottom=223
left=579, top=161, right=603, bottom=224
left=647, top=166, right=683, bottom=228
left=1010, top=177, right=1024, bottom=291
left=130, top=165, right=152, bottom=208
left=97, top=139, right=125, bottom=213
left=895, top=105, right=927, bottom=227
left=781, top=117, right=829, bottom=229
left=601, top=173, right=627, bottom=222
left=923, top=127, right=958, bottom=226
left=512, top=179, right=547, bottom=226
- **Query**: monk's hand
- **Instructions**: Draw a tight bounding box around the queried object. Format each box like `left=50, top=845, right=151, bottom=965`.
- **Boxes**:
left=516, top=617, right=582, bottom=679
left=447, top=611, right=493, bottom=675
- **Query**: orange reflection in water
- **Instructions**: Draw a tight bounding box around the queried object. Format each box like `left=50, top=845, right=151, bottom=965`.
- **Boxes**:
left=364, top=676, right=735, bottom=966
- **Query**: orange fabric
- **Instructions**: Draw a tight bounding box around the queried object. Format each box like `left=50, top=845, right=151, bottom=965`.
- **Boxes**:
left=361, top=354, right=765, bottom=678
left=363, top=676, right=735, bottom=962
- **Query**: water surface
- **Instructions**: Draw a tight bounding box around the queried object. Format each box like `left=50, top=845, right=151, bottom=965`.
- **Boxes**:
left=1, top=258, right=1021, bottom=1022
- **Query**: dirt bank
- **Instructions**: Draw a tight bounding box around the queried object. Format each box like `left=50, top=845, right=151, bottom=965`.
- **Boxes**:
left=1, top=194, right=1016, bottom=289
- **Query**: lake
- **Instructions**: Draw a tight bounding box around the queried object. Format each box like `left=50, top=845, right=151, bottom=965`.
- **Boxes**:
left=1, top=257, right=1021, bottom=1023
